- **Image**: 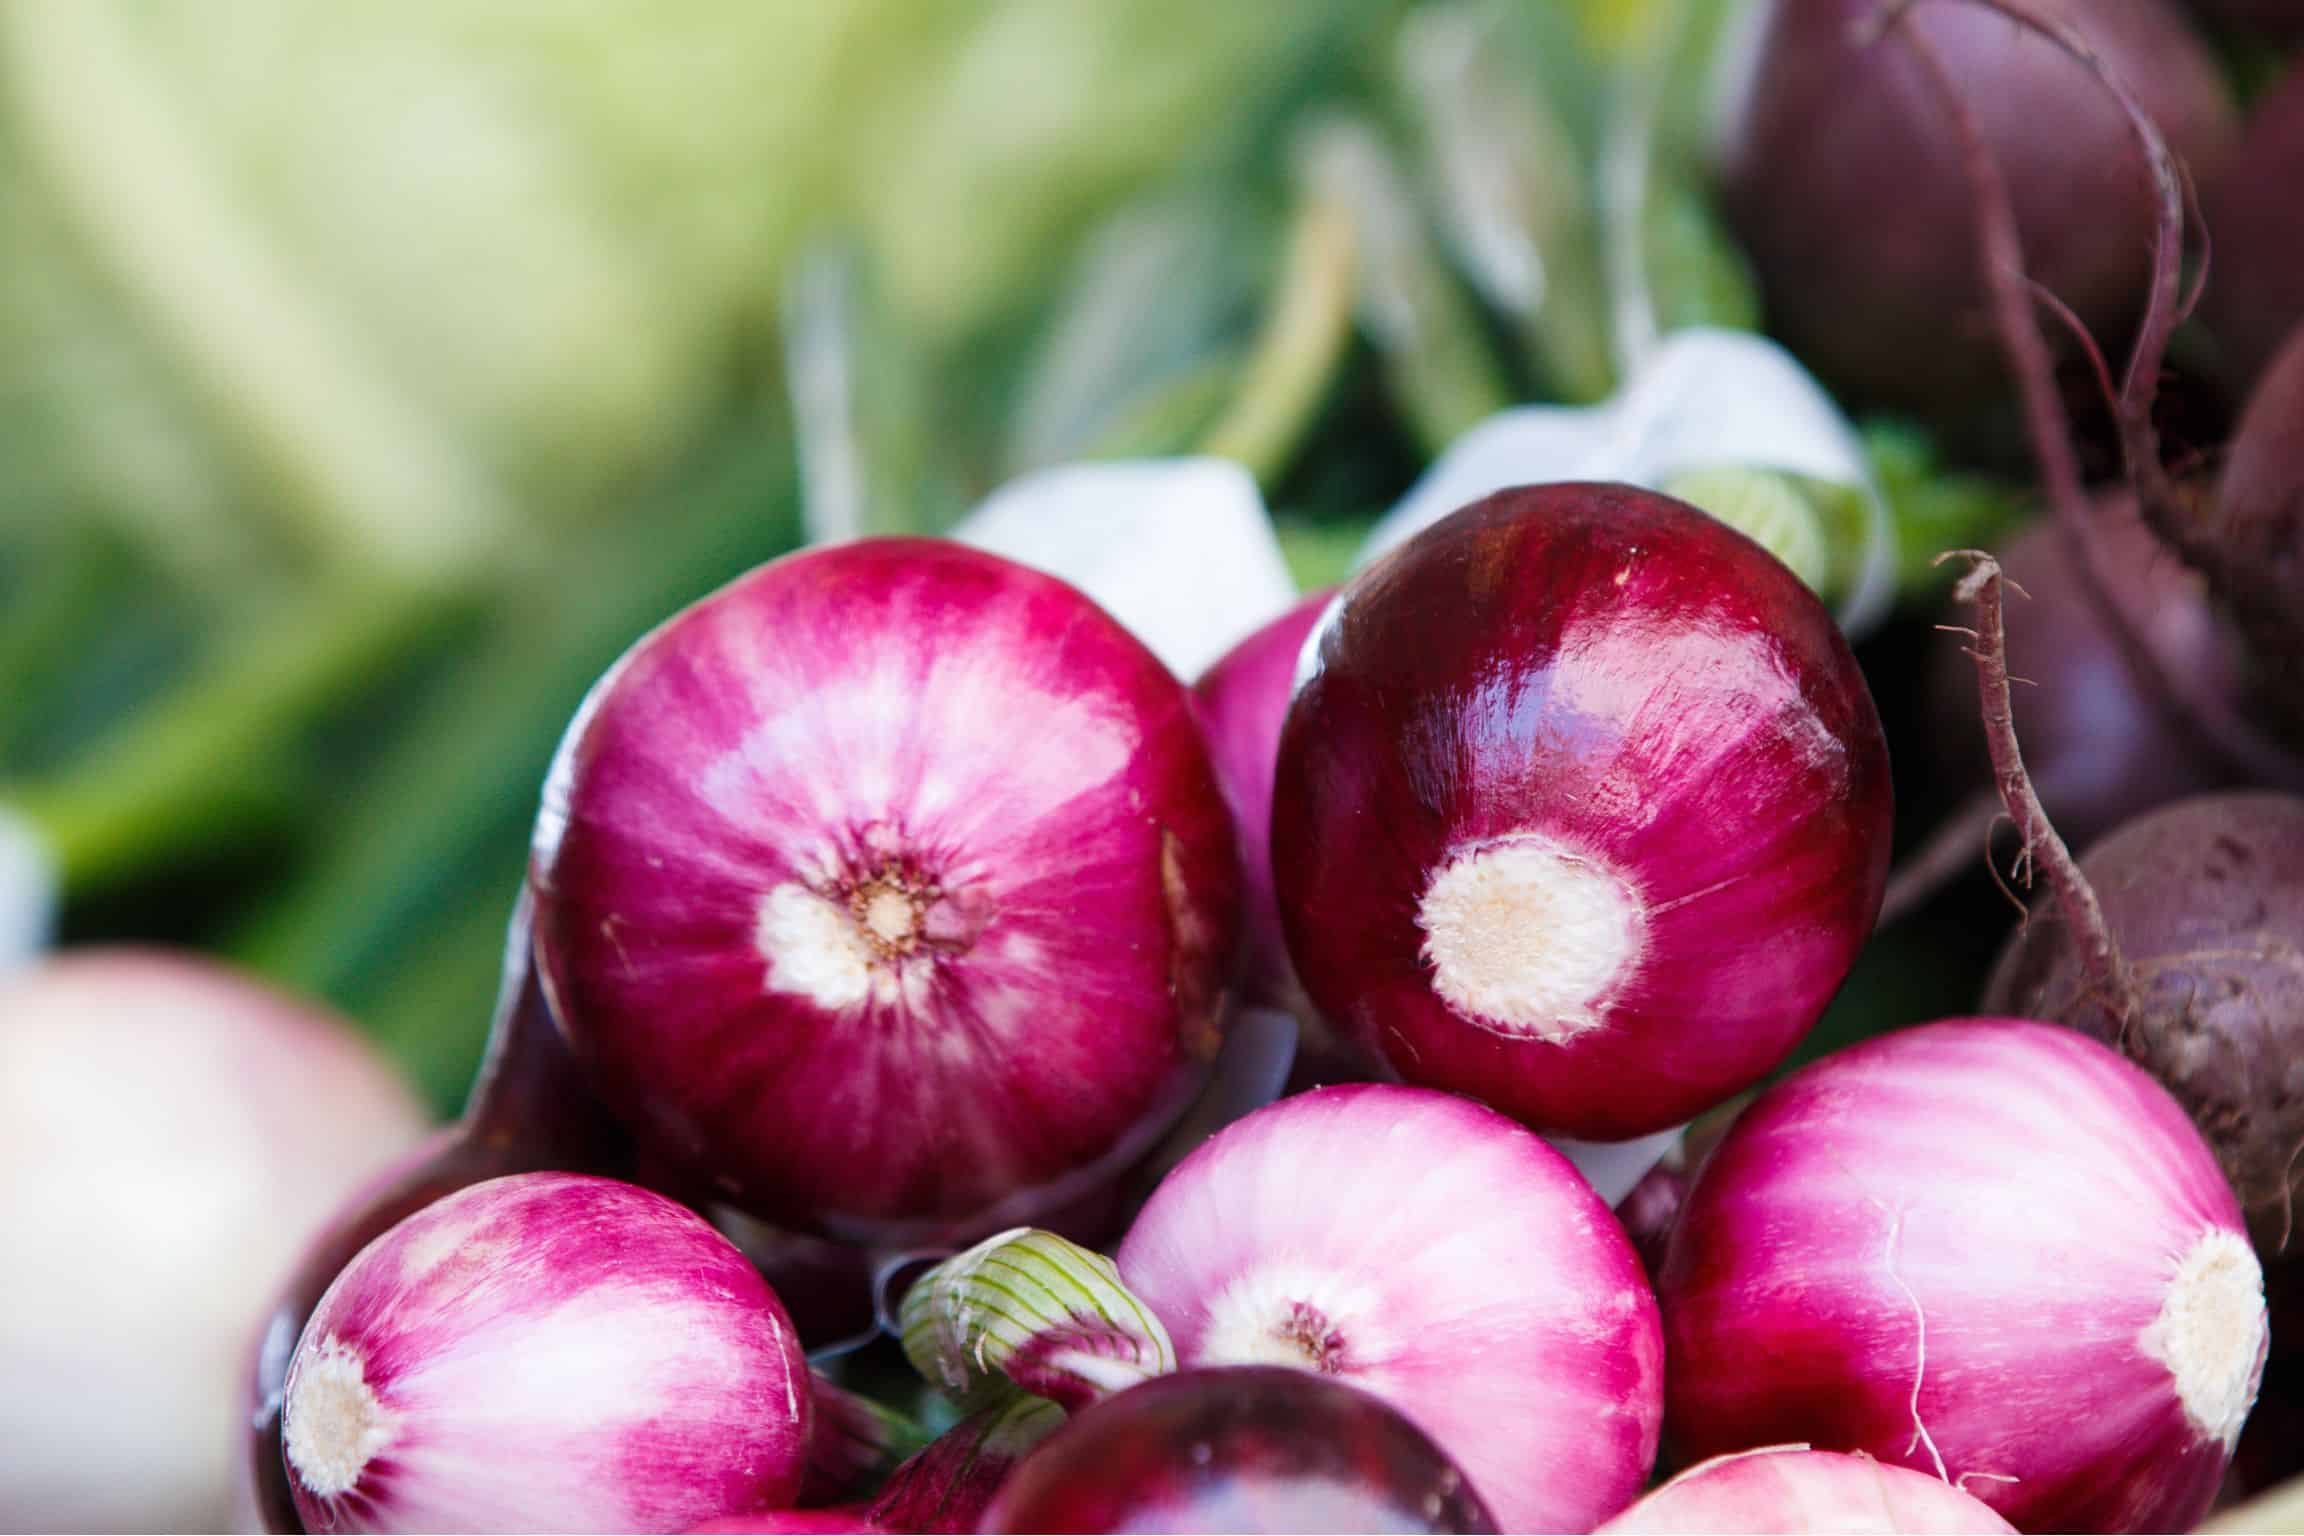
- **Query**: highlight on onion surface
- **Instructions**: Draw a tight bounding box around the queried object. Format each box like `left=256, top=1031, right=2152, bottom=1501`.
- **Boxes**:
left=1661, top=1018, right=2267, bottom=1533
left=1596, top=1446, right=2016, bottom=1534
left=280, top=1171, right=810, bottom=1534
left=981, top=1366, right=1496, bottom=1535
left=1274, top=482, right=1890, bottom=1143
left=0, top=950, right=426, bottom=1533
left=1116, top=1083, right=1663, bottom=1534
left=530, top=536, right=1240, bottom=1243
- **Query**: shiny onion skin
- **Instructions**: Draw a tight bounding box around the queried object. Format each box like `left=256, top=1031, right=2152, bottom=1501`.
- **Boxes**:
left=1596, top=1447, right=2016, bottom=1534
left=1117, top=1084, right=1662, bottom=1534
left=982, top=1367, right=1497, bottom=1535
left=1661, top=1020, right=2267, bottom=1534
left=1189, top=590, right=1332, bottom=1013
left=281, top=1172, right=810, bottom=1533
left=531, top=537, right=1239, bottom=1241
left=1274, top=484, right=1889, bottom=1141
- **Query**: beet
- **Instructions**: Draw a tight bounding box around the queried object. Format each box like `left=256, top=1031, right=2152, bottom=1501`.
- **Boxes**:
left=1716, top=0, right=2236, bottom=428
left=1923, top=500, right=2248, bottom=853
left=2204, top=322, right=2304, bottom=734
left=1986, top=792, right=2304, bottom=1245
left=2205, top=68, right=2304, bottom=394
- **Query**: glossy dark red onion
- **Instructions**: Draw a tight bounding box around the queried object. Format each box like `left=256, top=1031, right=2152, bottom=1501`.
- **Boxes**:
left=1716, top=0, right=2235, bottom=427
left=530, top=537, right=1240, bottom=1241
left=1273, top=484, right=1890, bottom=1141
left=281, top=1172, right=810, bottom=1533
left=1662, top=1018, right=2266, bottom=1533
left=983, top=1367, right=1497, bottom=1535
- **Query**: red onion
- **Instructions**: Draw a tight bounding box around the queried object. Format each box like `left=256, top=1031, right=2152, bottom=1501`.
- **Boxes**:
left=1597, top=1447, right=2016, bottom=1534
left=1190, top=589, right=1333, bottom=1013
left=281, top=1171, right=810, bottom=1532
left=982, top=1367, right=1498, bottom=1534
left=530, top=537, right=1240, bottom=1241
left=0, top=950, right=426, bottom=1532
left=1661, top=1018, right=2267, bottom=1533
left=1115, top=1083, right=1662, bottom=1533
left=241, top=903, right=637, bottom=1534
left=1274, top=484, right=1890, bottom=1141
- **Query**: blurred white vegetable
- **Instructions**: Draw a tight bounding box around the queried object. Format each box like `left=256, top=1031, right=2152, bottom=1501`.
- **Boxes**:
left=0, top=952, right=427, bottom=1532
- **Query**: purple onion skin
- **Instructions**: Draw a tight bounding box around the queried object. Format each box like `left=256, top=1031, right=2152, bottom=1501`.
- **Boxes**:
left=982, top=1368, right=1498, bottom=1535
left=1717, top=0, right=2236, bottom=426
left=1190, top=589, right=1332, bottom=1013
left=531, top=537, right=1240, bottom=1243
left=1984, top=793, right=2304, bottom=1244
left=1596, top=1447, right=2016, bottom=1534
left=241, top=942, right=636, bottom=1534
left=1273, top=484, right=1890, bottom=1142
left=282, top=1172, right=811, bottom=1534
left=2207, top=73, right=2304, bottom=391
left=1922, top=501, right=2248, bottom=852
left=1661, top=1019, right=2267, bottom=1534
left=1117, top=1083, right=1663, bottom=1534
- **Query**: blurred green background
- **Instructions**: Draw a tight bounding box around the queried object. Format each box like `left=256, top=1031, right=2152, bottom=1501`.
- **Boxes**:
left=0, top=0, right=2026, bottom=1113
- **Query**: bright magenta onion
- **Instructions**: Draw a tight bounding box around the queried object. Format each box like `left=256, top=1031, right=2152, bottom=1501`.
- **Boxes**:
left=1596, top=1447, right=2016, bottom=1534
left=281, top=1172, right=811, bottom=1533
left=1115, top=1083, right=1662, bottom=1533
left=530, top=537, right=1240, bottom=1242
left=1660, top=1019, right=2267, bottom=1533
left=1273, top=484, right=1890, bottom=1141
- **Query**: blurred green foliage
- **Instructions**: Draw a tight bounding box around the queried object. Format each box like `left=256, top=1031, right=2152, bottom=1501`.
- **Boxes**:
left=0, top=0, right=2038, bottom=1114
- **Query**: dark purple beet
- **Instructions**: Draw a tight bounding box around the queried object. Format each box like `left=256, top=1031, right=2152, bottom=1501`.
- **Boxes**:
left=1985, top=792, right=2304, bottom=1245
left=2206, top=69, right=2304, bottom=394
left=1716, top=0, right=2236, bottom=427
left=2205, top=321, right=2304, bottom=733
left=981, top=1368, right=1498, bottom=1535
left=2186, top=0, right=2304, bottom=40
left=1924, top=500, right=2248, bottom=853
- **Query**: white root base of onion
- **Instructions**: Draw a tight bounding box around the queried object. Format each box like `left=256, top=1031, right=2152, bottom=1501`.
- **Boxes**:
left=284, top=1337, right=399, bottom=1497
left=1417, top=835, right=1645, bottom=1041
left=2144, top=1229, right=2266, bottom=1447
